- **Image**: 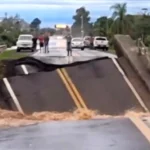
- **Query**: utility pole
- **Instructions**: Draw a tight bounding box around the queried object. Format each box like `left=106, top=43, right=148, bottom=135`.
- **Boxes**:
left=81, top=15, right=84, bottom=38
left=106, top=18, right=108, bottom=36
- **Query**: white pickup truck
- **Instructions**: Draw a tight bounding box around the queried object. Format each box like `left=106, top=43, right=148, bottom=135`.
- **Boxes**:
left=93, top=36, right=109, bottom=51
left=16, top=34, right=33, bottom=52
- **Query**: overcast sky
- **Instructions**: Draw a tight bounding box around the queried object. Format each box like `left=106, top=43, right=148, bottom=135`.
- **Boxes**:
left=0, top=0, right=149, bottom=27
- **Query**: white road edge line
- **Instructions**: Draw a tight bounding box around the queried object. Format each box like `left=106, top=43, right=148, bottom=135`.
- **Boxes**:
left=3, top=78, right=24, bottom=114
left=112, top=58, right=149, bottom=112
left=128, top=115, right=150, bottom=143
left=21, top=65, right=29, bottom=75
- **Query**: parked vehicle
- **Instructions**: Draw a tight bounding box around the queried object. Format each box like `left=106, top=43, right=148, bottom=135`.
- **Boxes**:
left=83, top=36, right=91, bottom=48
left=16, top=34, right=33, bottom=52
left=71, top=37, right=85, bottom=50
left=93, top=36, right=109, bottom=51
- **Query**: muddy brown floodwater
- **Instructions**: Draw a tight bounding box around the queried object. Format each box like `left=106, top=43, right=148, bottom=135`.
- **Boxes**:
left=0, top=108, right=149, bottom=128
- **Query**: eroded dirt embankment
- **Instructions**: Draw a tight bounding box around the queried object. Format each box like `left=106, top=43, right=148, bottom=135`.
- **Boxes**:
left=0, top=108, right=148, bottom=128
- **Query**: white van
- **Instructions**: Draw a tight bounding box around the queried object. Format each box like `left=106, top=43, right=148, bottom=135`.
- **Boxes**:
left=16, top=34, right=33, bottom=52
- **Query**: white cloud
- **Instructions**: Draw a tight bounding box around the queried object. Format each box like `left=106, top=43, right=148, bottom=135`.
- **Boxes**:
left=0, top=4, right=62, bottom=10
left=0, top=0, right=149, bottom=11
left=0, top=0, right=150, bottom=27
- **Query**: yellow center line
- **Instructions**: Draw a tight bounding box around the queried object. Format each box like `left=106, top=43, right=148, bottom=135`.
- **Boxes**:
left=60, top=68, right=88, bottom=110
left=57, top=69, right=82, bottom=109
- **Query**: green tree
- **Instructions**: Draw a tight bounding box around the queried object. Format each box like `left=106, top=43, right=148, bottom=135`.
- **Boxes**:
left=93, top=16, right=113, bottom=36
left=71, top=7, right=92, bottom=36
left=135, top=13, right=150, bottom=41
left=110, top=3, right=129, bottom=34
left=0, top=14, right=28, bottom=47
left=145, top=35, right=150, bottom=47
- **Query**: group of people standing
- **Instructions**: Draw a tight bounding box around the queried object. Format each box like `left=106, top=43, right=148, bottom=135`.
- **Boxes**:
left=32, top=33, right=50, bottom=53
left=32, top=33, right=73, bottom=56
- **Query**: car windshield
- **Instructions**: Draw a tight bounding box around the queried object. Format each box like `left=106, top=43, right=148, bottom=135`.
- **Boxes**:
left=96, top=37, right=107, bottom=40
left=19, top=36, right=32, bottom=40
left=73, top=38, right=82, bottom=41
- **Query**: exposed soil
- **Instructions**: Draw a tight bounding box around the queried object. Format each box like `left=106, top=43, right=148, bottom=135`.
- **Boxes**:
left=0, top=108, right=148, bottom=128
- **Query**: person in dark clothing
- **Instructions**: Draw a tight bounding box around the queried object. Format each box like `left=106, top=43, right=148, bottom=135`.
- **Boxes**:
left=44, top=33, right=49, bottom=53
left=90, top=36, right=93, bottom=49
left=39, top=35, right=44, bottom=52
left=66, top=34, right=72, bottom=56
left=32, top=36, right=37, bottom=51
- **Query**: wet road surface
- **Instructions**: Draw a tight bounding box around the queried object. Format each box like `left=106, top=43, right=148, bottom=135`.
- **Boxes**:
left=32, top=49, right=117, bottom=65
left=0, top=118, right=149, bottom=150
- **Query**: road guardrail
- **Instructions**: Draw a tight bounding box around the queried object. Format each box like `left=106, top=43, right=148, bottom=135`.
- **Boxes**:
left=136, top=39, right=150, bottom=71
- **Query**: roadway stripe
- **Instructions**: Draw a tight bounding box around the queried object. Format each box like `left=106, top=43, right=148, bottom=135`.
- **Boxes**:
left=112, top=58, right=149, bottom=112
left=73, top=52, right=148, bottom=112
left=21, top=65, right=29, bottom=75
left=57, top=69, right=82, bottom=109
left=3, top=78, right=24, bottom=114
left=128, top=114, right=150, bottom=143
left=60, top=68, right=88, bottom=109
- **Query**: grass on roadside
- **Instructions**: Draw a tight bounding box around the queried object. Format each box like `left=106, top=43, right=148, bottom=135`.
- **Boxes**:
left=108, top=49, right=116, bottom=54
left=0, top=50, right=28, bottom=60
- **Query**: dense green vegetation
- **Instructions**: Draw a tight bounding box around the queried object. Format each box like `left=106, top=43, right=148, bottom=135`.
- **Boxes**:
left=0, top=16, right=55, bottom=47
left=72, top=3, right=150, bottom=47
left=0, top=2, right=150, bottom=48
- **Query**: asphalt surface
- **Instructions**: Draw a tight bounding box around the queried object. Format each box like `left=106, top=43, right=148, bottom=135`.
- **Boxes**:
left=32, top=49, right=117, bottom=65
left=1, top=38, right=149, bottom=149
left=7, top=71, right=76, bottom=113
left=5, top=49, right=117, bottom=76
left=65, top=58, right=143, bottom=115
left=0, top=47, right=147, bottom=115
left=0, top=118, right=150, bottom=150
left=2, top=57, right=143, bottom=115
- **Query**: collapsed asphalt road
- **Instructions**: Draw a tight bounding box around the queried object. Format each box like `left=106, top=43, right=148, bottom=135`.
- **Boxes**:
left=1, top=37, right=150, bottom=150
left=1, top=49, right=150, bottom=150
left=0, top=53, right=148, bottom=115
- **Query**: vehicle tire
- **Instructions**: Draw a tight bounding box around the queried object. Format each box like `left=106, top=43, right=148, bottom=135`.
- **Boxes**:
left=81, top=47, right=84, bottom=51
left=16, top=48, right=20, bottom=52
left=90, top=45, right=93, bottom=50
left=106, top=47, right=109, bottom=51
left=103, top=47, right=108, bottom=51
